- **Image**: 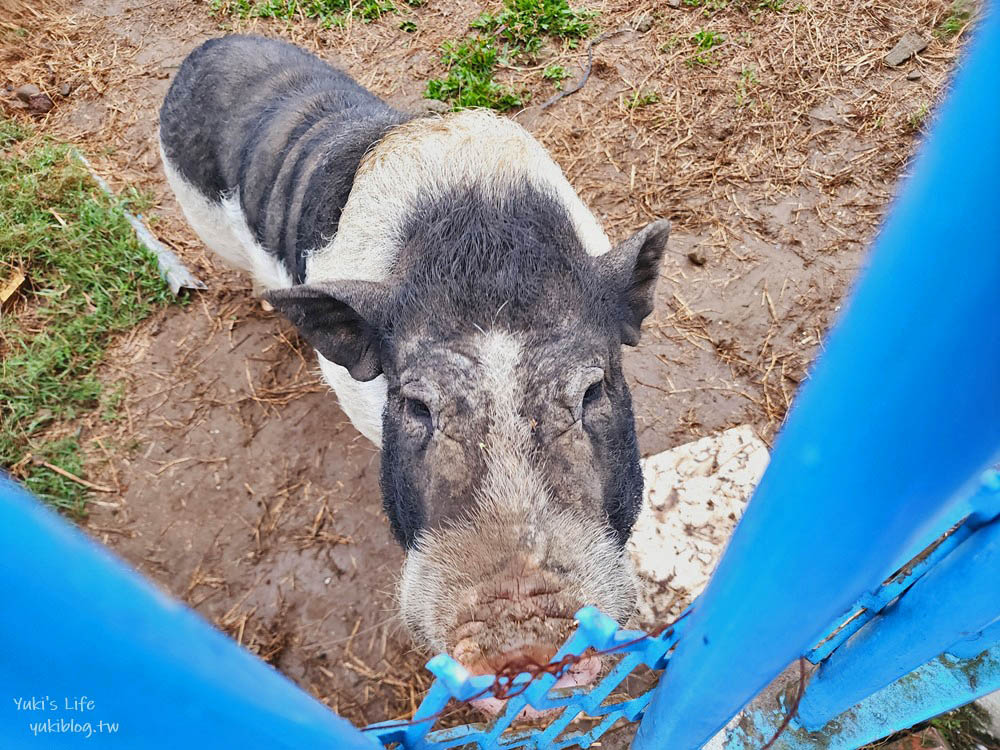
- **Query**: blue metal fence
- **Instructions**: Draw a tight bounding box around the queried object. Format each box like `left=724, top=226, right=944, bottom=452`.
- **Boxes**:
left=2, top=3, right=998, bottom=748
left=633, top=0, right=1000, bottom=742
left=0, top=476, right=376, bottom=749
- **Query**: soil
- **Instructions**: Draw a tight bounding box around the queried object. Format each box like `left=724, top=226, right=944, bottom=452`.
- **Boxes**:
left=2, top=0, right=968, bottom=739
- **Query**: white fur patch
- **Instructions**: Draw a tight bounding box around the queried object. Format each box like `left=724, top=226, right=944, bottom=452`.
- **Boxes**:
left=306, top=109, right=611, bottom=285
left=159, top=140, right=292, bottom=292
left=317, top=356, right=387, bottom=446
left=474, top=331, right=550, bottom=519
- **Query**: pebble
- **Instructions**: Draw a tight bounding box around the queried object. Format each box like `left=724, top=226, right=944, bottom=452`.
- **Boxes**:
left=906, top=71, right=922, bottom=81
left=30, top=95, right=54, bottom=114
left=687, top=250, right=707, bottom=266
left=884, top=31, right=929, bottom=67
left=11, top=83, right=53, bottom=114
left=14, top=83, right=41, bottom=102
left=635, top=14, right=654, bottom=32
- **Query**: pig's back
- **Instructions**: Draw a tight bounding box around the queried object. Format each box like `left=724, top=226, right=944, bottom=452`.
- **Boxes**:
left=307, top=109, right=612, bottom=284
left=159, top=35, right=410, bottom=283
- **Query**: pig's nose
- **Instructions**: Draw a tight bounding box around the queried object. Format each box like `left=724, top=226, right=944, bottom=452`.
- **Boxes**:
left=470, top=642, right=559, bottom=676
left=464, top=647, right=603, bottom=718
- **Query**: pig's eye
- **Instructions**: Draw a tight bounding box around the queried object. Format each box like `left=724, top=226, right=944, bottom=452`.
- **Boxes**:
left=405, top=397, right=433, bottom=427
left=583, top=380, right=604, bottom=408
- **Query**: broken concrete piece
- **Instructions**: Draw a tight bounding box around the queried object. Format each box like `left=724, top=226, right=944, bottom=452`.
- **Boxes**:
left=885, top=31, right=929, bottom=66
left=977, top=690, right=1000, bottom=740
left=628, top=425, right=770, bottom=627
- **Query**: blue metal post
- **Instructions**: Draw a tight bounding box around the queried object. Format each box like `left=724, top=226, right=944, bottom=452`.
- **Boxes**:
left=633, top=4, right=1000, bottom=748
left=0, top=477, right=377, bottom=749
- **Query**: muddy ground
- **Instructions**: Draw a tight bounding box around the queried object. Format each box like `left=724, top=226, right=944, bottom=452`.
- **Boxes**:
left=2, top=0, right=968, bottom=740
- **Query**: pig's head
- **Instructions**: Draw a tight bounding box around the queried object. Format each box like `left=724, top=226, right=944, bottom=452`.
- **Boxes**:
left=266, top=182, right=669, bottom=695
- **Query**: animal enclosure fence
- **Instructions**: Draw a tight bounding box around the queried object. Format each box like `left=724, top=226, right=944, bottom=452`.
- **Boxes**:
left=1, top=4, right=998, bottom=749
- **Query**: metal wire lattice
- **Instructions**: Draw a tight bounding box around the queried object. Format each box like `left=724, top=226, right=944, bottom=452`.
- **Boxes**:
left=363, top=606, right=689, bottom=749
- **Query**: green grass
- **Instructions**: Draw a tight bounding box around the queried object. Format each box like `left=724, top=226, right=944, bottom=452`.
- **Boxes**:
left=905, top=103, right=931, bottom=133
left=211, top=0, right=396, bottom=27
left=0, top=117, right=172, bottom=514
left=927, top=703, right=996, bottom=750
left=626, top=89, right=660, bottom=109
left=936, top=1, right=973, bottom=38
left=543, top=64, right=570, bottom=88
left=425, top=38, right=525, bottom=110
left=426, top=0, right=596, bottom=110
left=471, top=0, right=595, bottom=57
left=682, top=0, right=801, bottom=17
left=688, top=27, right=724, bottom=66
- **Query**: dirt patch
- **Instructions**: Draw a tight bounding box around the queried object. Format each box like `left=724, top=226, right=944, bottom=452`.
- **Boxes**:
left=83, top=289, right=424, bottom=724
left=2, top=0, right=971, bottom=734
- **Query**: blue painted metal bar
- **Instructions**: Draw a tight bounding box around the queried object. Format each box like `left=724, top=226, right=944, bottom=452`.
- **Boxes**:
left=806, top=514, right=970, bottom=664
left=798, top=512, right=1000, bottom=728
left=0, top=476, right=377, bottom=750
left=807, top=468, right=1000, bottom=664
left=633, top=3, right=1000, bottom=747
left=723, top=632, right=1000, bottom=750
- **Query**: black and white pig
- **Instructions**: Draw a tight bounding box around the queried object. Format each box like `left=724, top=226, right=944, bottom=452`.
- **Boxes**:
left=159, top=35, right=670, bottom=708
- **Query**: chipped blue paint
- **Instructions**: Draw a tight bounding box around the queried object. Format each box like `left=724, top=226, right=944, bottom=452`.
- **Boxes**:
left=724, top=638, right=1000, bottom=750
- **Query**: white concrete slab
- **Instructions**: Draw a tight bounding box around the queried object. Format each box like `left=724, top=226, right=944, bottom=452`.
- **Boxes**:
left=628, top=425, right=770, bottom=628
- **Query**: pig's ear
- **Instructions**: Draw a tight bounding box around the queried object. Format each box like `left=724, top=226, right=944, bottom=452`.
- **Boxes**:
left=264, top=281, right=388, bottom=381
left=599, top=219, right=671, bottom=346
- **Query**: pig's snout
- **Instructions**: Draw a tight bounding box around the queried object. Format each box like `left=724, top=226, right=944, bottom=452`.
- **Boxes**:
left=449, top=578, right=603, bottom=717
left=398, top=508, right=638, bottom=716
